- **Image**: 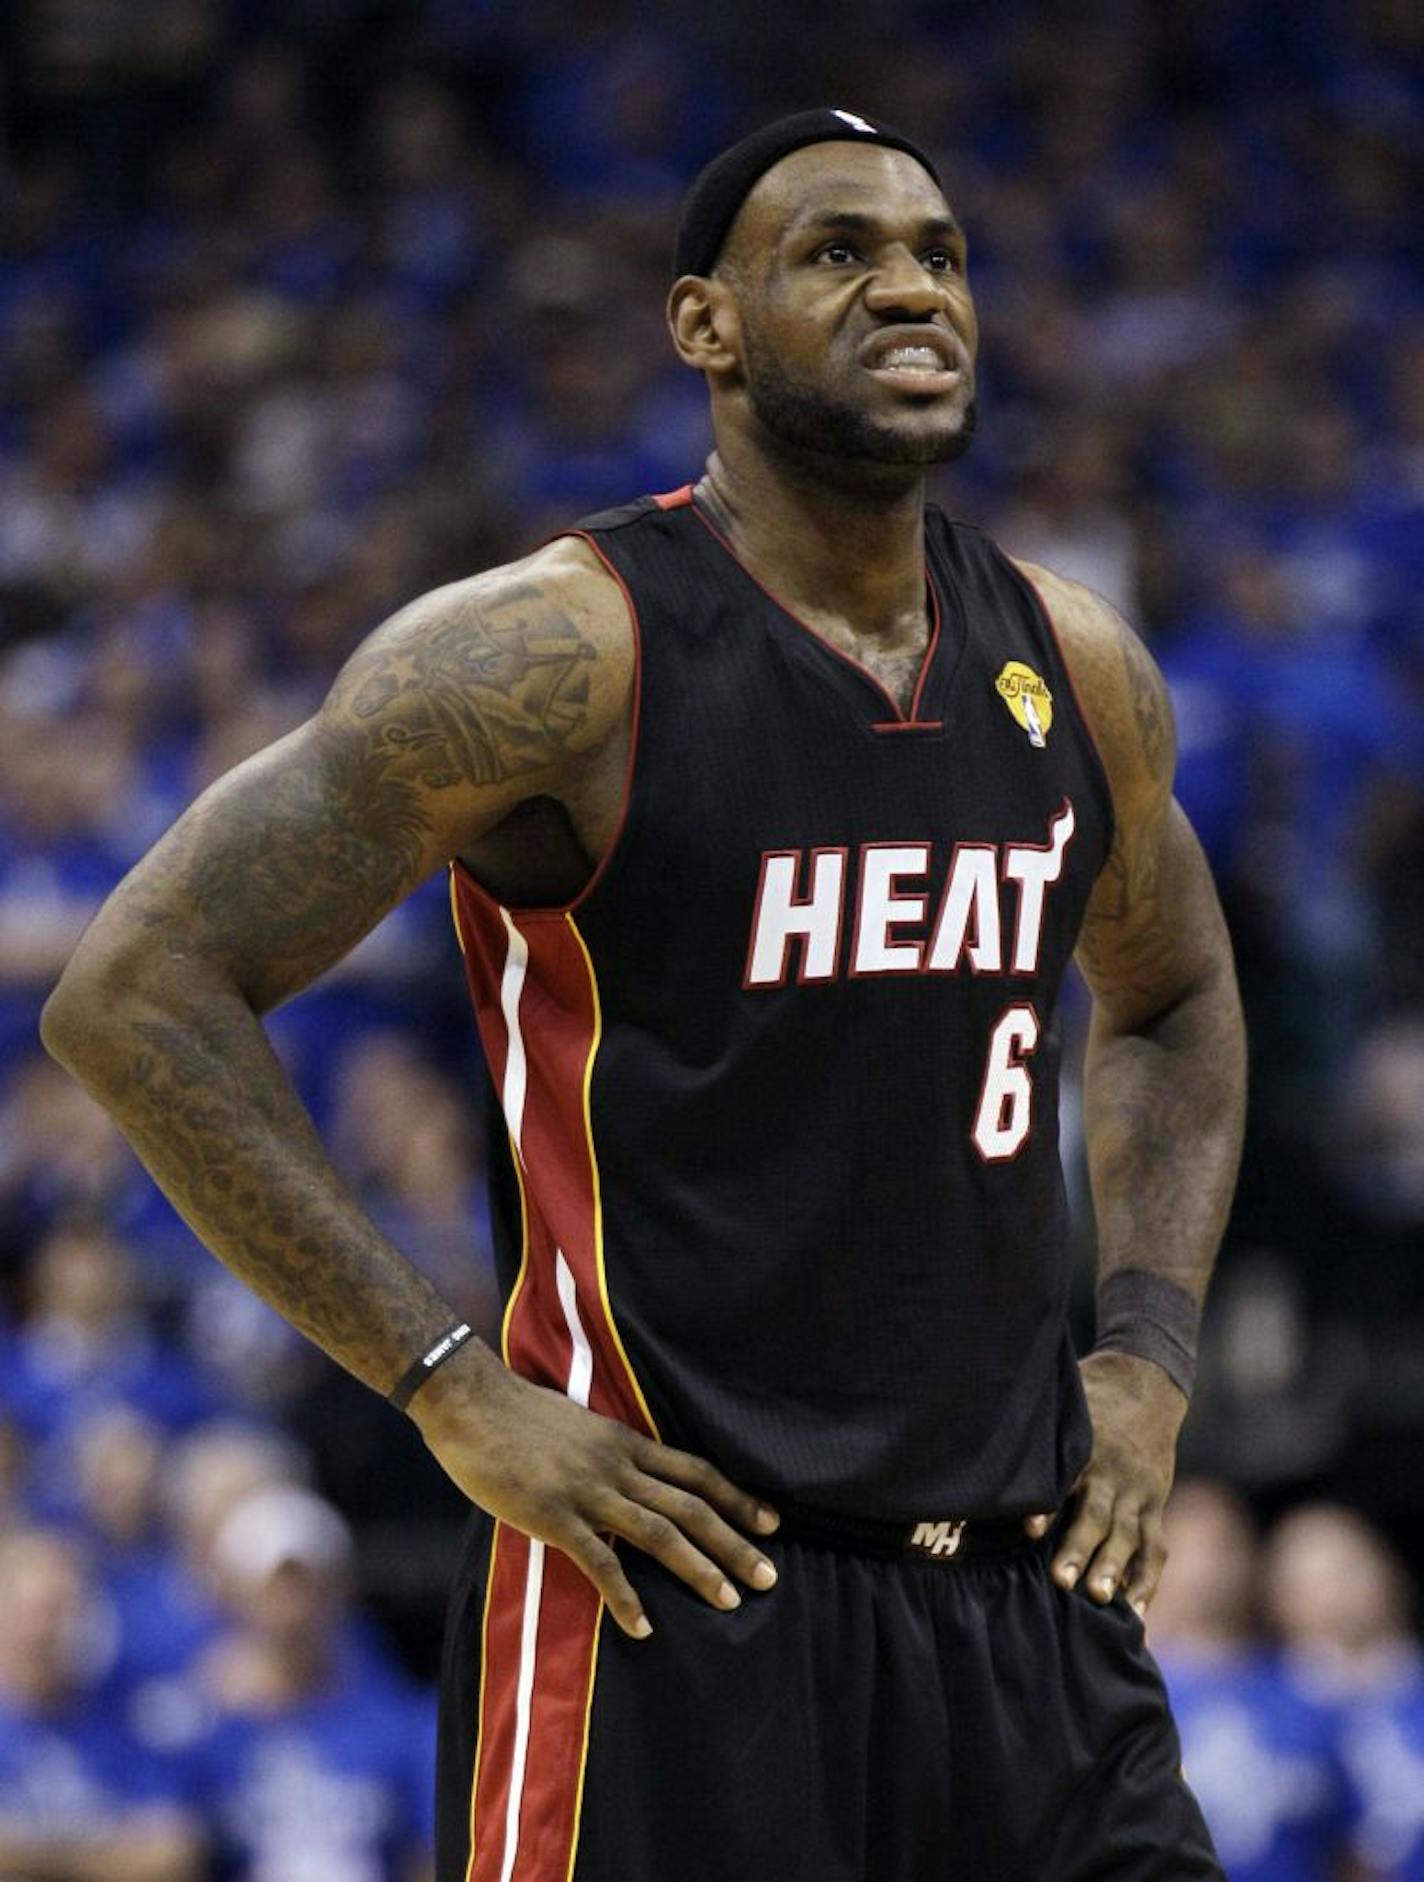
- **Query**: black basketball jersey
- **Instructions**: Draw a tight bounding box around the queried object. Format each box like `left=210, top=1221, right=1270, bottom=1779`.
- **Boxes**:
left=450, top=486, right=1113, bottom=1522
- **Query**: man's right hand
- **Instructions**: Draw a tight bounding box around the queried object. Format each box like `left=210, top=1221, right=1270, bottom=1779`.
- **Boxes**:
left=411, top=1340, right=780, bottom=1638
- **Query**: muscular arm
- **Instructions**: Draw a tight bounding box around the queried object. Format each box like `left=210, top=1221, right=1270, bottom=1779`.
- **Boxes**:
left=1042, top=566, right=1246, bottom=1313
left=41, top=540, right=623, bottom=1393
left=1017, top=560, right=1247, bottom=1607
left=42, top=540, right=780, bottom=1637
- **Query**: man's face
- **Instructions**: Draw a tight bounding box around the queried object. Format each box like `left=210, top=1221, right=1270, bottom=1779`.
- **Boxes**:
left=716, top=142, right=979, bottom=467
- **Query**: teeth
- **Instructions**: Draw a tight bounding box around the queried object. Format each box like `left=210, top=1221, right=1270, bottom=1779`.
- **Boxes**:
left=877, top=346, right=946, bottom=372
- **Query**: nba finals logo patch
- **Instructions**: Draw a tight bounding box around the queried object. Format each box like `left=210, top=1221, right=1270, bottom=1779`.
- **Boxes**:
left=995, top=661, right=1053, bottom=748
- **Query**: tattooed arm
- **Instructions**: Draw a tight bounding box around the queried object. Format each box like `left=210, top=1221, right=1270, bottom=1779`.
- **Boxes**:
left=41, top=540, right=779, bottom=1639
left=44, top=540, right=624, bottom=1380
left=1015, top=560, right=1246, bottom=1613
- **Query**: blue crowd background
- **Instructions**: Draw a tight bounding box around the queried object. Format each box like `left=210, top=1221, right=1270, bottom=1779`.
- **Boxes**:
left=0, top=0, right=1421, bottom=1874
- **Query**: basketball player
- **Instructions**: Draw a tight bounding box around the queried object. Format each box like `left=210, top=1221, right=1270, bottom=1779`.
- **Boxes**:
left=44, top=112, right=1246, bottom=1877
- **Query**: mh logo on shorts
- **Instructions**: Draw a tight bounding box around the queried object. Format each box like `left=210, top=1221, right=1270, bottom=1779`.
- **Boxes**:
left=910, top=1519, right=967, bottom=1559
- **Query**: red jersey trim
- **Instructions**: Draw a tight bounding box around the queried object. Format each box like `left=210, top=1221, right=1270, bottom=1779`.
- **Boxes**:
left=907, top=567, right=942, bottom=720
left=467, top=1527, right=602, bottom=1882
left=562, top=911, right=660, bottom=1437
left=452, top=903, right=655, bottom=1882
left=447, top=896, right=657, bottom=1433
left=463, top=1521, right=500, bottom=1882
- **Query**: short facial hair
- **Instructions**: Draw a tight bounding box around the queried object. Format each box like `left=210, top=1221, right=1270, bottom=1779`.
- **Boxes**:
left=740, top=324, right=977, bottom=466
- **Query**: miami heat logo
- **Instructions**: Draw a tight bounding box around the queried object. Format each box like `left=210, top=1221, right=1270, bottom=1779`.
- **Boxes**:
left=995, top=661, right=1053, bottom=748
left=743, top=800, right=1077, bottom=989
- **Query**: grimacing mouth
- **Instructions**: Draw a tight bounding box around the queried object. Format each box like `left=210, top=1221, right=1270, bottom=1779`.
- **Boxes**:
left=857, top=324, right=963, bottom=375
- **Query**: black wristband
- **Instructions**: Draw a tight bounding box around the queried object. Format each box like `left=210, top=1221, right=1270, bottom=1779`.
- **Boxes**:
left=1093, top=1270, right=1200, bottom=1400
left=389, top=1322, right=474, bottom=1414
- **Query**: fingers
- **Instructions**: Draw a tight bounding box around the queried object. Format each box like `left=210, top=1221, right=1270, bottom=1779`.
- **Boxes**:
left=541, top=1425, right=782, bottom=1638
left=604, top=1492, right=773, bottom=1617
left=1080, top=1503, right=1142, bottom=1606
left=551, top=1458, right=778, bottom=1642
left=1023, top=1511, right=1054, bottom=1539
left=1051, top=1476, right=1113, bottom=1592
left=1123, top=1510, right=1168, bottom=1618
left=1053, top=1479, right=1163, bottom=1614
left=562, top=1526, right=652, bottom=1640
left=632, top=1435, right=780, bottom=1536
left=612, top=1498, right=741, bottom=1611
left=574, top=1436, right=781, bottom=1627
left=632, top=1473, right=779, bottom=1593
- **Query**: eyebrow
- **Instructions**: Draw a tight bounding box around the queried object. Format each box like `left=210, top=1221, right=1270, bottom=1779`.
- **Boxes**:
left=788, top=206, right=965, bottom=245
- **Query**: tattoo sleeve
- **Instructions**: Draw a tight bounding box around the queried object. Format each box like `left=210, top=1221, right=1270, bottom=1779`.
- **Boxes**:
left=40, top=558, right=621, bottom=1394
left=1029, top=565, right=1247, bottom=1330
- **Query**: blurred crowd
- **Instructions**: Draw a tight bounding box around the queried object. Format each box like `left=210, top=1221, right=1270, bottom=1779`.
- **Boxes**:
left=0, top=0, right=1421, bottom=1873
left=1149, top=1482, right=1424, bottom=1880
left=3, top=1446, right=1422, bottom=1878
left=0, top=1413, right=435, bottom=1880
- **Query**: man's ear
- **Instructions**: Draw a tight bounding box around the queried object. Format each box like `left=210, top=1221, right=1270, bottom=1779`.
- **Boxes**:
left=667, top=275, right=741, bottom=376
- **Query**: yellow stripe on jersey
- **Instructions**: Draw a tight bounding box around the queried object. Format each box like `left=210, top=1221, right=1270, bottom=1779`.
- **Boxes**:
left=563, top=1602, right=606, bottom=1882
left=565, top=912, right=661, bottom=1440
left=448, top=866, right=468, bottom=955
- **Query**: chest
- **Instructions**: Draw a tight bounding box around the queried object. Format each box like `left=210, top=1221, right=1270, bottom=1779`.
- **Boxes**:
left=581, top=593, right=1107, bottom=1003
left=460, top=529, right=1106, bottom=926
left=792, top=609, right=930, bottom=717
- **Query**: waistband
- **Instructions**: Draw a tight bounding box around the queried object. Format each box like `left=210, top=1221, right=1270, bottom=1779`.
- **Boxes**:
left=777, top=1502, right=1036, bottom=1564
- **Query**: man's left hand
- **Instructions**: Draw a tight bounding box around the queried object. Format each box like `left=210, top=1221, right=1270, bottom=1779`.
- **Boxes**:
left=1024, top=1350, right=1187, bottom=1616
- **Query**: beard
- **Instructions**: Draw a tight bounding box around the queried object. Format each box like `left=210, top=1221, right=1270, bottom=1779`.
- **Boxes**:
left=740, top=327, right=977, bottom=467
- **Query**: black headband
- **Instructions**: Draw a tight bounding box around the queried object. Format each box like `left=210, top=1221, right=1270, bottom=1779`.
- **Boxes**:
left=673, top=108, right=941, bottom=279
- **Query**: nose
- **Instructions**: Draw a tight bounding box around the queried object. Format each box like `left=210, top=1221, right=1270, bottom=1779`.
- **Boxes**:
left=862, top=246, right=951, bottom=319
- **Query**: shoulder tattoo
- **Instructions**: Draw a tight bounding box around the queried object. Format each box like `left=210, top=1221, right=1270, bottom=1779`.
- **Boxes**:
left=336, top=580, right=600, bottom=791
left=108, top=576, right=605, bottom=1014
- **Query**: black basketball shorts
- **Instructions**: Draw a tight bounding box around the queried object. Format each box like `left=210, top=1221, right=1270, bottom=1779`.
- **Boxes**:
left=436, top=1507, right=1222, bottom=1881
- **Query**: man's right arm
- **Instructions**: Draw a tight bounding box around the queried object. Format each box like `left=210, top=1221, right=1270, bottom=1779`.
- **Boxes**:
left=44, top=541, right=615, bottom=1398
left=40, top=540, right=779, bottom=1638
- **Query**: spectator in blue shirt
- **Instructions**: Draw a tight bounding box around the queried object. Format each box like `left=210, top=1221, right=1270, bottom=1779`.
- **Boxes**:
left=110, top=1419, right=317, bottom=1698
left=1343, top=1679, right=1424, bottom=1880
left=0, top=1219, right=225, bottom=1447
left=0, top=1526, right=202, bottom=1882
left=32, top=1403, right=233, bottom=1700
left=1264, top=1504, right=1422, bottom=1710
left=0, top=1056, right=147, bottom=1273
left=1261, top=1501, right=1424, bottom=1880
left=167, top=1485, right=435, bottom=1882
left=1150, top=1479, right=1355, bottom=1879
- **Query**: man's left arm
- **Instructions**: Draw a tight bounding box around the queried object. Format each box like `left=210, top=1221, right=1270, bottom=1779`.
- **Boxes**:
left=1017, top=561, right=1247, bottom=1615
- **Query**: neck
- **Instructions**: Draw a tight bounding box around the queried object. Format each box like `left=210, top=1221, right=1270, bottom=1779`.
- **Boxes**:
left=697, top=432, right=928, bottom=642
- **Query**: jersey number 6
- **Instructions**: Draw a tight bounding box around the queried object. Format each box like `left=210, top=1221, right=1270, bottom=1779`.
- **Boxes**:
left=972, top=1003, right=1041, bottom=1162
